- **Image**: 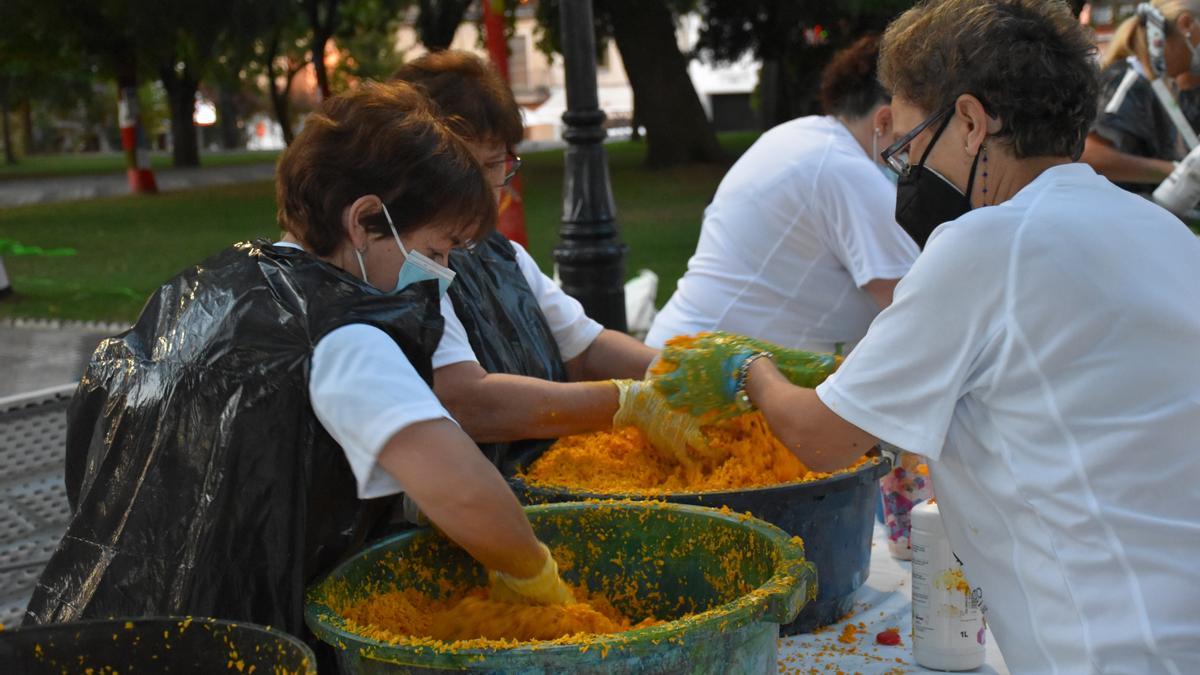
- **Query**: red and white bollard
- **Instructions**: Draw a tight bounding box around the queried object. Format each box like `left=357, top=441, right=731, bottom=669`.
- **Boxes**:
left=482, top=0, right=529, bottom=247
left=118, top=86, right=158, bottom=194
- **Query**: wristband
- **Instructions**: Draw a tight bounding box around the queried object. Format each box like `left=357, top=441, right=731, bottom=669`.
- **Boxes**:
left=734, top=351, right=773, bottom=411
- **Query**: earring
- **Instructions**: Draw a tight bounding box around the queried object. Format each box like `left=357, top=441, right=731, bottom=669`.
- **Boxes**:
left=981, top=143, right=990, bottom=199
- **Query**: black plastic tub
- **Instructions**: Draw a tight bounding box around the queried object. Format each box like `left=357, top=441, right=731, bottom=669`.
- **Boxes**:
left=0, top=616, right=317, bottom=674
left=509, top=454, right=890, bottom=635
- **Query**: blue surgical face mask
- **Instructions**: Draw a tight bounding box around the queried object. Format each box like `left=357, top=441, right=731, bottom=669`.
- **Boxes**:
left=353, top=204, right=456, bottom=297
left=873, top=129, right=899, bottom=186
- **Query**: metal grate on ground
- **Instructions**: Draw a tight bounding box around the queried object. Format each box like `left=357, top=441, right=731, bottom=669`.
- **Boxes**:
left=0, top=385, right=75, bottom=628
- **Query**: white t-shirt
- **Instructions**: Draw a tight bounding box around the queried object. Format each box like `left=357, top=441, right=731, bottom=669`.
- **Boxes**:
left=273, top=242, right=455, bottom=500
left=432, top=240, right=604, bottom=369
left=816, top=164, right=1200, bottom=673
left=645, top=116, right=918, bottom=353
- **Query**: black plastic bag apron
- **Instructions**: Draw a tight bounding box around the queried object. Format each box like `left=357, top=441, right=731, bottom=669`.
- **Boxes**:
left=26, top=241, right=443, bottom=640
left=447, top=232, right=568, bottom=475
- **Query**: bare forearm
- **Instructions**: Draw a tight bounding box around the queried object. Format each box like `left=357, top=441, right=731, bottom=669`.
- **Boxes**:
left=1081, top=135, right=1174, bottom=185
left=436, top=364, right=619, bottom=442
left=746, top=360, right=876, bottom=473
left=377, top=419, right=544, bottom=578
left=566, top=329, right=658, bottom=381
left=862, top=278, right=900, bottom=311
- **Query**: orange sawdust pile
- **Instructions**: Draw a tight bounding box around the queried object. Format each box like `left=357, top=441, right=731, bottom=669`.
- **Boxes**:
left=520, top=412, right=869, bottom=494
left=335, top=586, right=660, bottom=645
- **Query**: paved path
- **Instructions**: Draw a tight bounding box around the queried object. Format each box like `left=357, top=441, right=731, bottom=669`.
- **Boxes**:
left=0, top=385, right=74, bottom=628
left=0, top=320, right=121, bottom=400
left=0, top=320, right=123, bottom=627
left=0, top=163, right=275, bottom=208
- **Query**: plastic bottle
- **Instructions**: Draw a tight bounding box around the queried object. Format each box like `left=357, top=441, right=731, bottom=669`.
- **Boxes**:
left=1153, top=143, right=1200, bottom=215
left=878, top=446, right=932, bottom=560
left=911, top=500, right=985, bottom=671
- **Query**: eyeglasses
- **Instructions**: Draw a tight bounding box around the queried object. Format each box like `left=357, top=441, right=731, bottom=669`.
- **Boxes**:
left=487, top=151, right=522, bottom=187
left=880, top=102, right=956, bottom=176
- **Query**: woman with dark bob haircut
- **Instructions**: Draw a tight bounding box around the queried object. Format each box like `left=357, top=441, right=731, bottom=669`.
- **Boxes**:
left=651, top=1, right=1200, bottom=671
left=26, top=81, right=574, bottom=643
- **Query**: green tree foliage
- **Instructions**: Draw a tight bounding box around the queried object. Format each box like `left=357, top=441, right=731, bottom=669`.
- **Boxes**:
left=334, top=0, right=412, bottom=85
left=0, top=0, right=132, bottom=159
left=536, top=0, right=722, bottom=168
left=694, top=0, right=916, bottom=127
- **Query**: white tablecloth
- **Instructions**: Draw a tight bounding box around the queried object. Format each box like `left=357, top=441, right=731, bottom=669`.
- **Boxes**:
left=777, top=522, right=1009, bottom=674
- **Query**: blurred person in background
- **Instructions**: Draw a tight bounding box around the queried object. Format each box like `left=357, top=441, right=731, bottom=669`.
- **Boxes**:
left=1081, top=0, right=1200, bottom=192
left=645, top=35, right=918, bottom=355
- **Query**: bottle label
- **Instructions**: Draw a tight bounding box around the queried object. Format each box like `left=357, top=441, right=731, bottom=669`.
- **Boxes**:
left=912, top=537, right=986, bottom=658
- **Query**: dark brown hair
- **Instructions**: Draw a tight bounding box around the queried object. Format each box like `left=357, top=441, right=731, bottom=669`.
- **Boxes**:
left=275, top=80, right=495, bottom=256
left=820, top=34, right=890, bottom=119
left=392, top=50, right=524, bottom=148
left=880, top=0, right=1099, bottom=159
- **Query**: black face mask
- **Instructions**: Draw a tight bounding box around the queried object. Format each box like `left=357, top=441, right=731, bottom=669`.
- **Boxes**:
left=895, top=114, right=982, bottom=250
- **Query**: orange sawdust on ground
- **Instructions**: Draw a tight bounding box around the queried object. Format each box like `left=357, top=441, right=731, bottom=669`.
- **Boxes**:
left=521, top=413, right=869, bottom=494
left=838, top=623, right=863, bottom=644
left=334, top=585, right=661, bottom=645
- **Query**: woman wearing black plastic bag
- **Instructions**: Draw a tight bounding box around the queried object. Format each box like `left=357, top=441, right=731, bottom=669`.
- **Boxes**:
left=26, top=82, right=574, bottom=642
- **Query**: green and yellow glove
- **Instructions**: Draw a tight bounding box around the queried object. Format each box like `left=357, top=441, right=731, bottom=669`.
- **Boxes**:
left=488, top=542, right=575, bottom=605
left=651, top=331, right=841, bottom=421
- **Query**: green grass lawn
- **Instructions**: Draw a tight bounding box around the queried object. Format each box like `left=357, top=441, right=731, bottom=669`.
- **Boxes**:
left=0, top=150, right=282, bottom=181
left=0, top=133, right=758, bottom=323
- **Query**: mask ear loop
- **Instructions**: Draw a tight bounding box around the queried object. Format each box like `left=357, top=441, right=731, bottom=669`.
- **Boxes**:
left=379, top=202, right=409, bottom=258
left=917, top=111, right=954, bottom=169
left=920, top=105, right=982, bottom=208
left=353, top=247, right=370, bottom=285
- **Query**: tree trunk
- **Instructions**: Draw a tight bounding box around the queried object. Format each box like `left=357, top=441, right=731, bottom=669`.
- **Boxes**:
left=759, top=60, right=788, bottom=130
left=20, top=99, right=34, bottom=155
left=266, top=31, right=299, bottom=146
left=1, top=92, right=15, bottom=165
left=416, top=0, right=473, bottom=50
left=161, top=66, right=201, bottom=168
left=602, top=0, right=721, bottom=167
left=305, top=0, right=340, bottom=100
left=217, top=85, right=241, bottom=150
left=311, top=32, right=331, bottom=99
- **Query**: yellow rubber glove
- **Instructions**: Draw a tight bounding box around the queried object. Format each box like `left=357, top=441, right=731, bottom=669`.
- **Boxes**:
left=488, top=542, right=575, bottom=605
left=612, top=379, right=722, bottom=466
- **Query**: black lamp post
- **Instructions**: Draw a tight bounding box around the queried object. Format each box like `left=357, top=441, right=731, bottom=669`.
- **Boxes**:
left=554, top=0, right=628, bottom=332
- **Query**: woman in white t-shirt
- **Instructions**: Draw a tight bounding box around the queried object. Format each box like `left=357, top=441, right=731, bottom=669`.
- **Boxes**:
left=26, top=82, right=574, bottom=640
left=651, top=1, right=1200, bottom=671
left=645, top=35, right=918, bottom=354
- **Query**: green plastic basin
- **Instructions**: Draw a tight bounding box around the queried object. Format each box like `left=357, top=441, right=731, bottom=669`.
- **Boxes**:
left=0, top=617, right=316, bottom=673
left=305, top=501, right=816, bottom=674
